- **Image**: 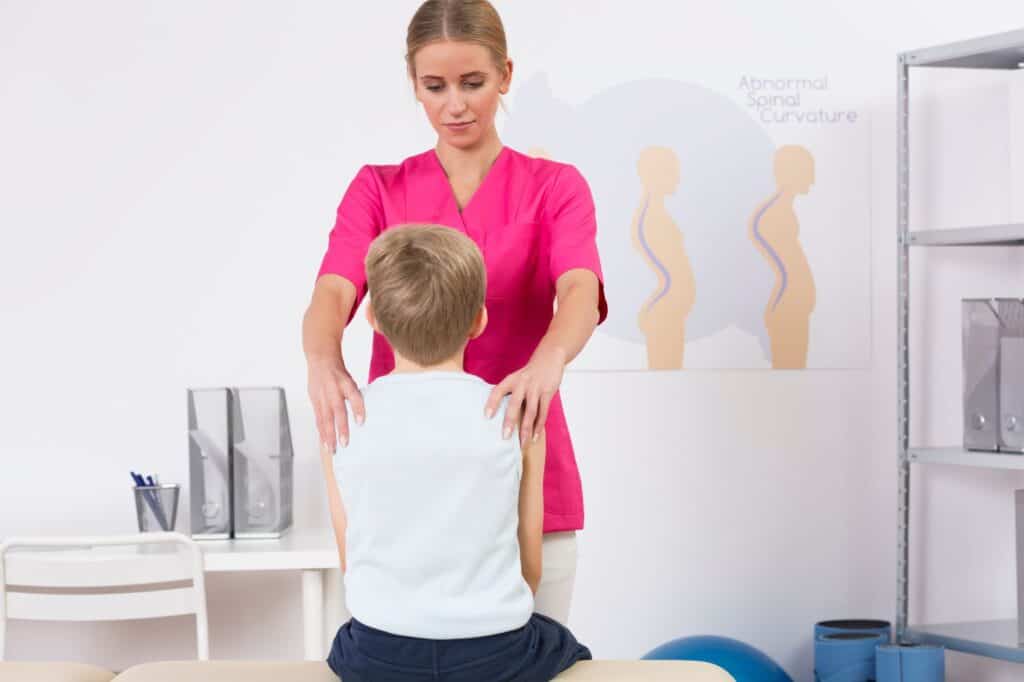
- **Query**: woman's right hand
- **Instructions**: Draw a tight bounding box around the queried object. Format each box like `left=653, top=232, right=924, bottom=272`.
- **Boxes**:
left=307, top=353, right=365, bottom=452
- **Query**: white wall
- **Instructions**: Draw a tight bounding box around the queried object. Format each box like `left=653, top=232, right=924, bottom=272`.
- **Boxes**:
left=2, top=1, right=1024, bottom=680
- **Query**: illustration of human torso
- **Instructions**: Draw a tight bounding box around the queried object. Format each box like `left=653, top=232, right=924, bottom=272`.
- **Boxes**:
left=751, top=197, right=816, bottom=319
left=631, top=147, right=696, bottom=370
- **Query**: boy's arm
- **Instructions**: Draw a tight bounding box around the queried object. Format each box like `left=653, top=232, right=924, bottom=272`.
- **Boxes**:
left=319, top=442, right=347, bottom=572
left=518, top=432, right=545, bottom=594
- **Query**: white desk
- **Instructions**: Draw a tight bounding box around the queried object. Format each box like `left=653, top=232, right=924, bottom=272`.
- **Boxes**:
left=196, top=527, right=343, bottom=660
left=6, top=528, right=345, bottom=661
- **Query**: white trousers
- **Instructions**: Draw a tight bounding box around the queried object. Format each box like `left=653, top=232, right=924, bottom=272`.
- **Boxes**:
left=533, top=531, right=578, bottom=626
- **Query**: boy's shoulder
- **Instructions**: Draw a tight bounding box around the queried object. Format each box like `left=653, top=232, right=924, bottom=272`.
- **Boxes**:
left=361, top=371, right=492, bottom=397
left=355, top=373, right=514, bottom=443
left=360, top=372, right=510, bottom=415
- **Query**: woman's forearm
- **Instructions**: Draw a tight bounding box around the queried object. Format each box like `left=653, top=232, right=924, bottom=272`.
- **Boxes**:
left=485, top=270, right=602, bottom=443
left=536, top=270, right=601, bottom=365
left=305, top=273, right=366, bottom=451
left=303, top=275, right=358, bottom=361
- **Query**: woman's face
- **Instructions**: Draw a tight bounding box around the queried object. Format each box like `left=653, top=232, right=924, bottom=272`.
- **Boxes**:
left=412, top=40, right=511, bottom=151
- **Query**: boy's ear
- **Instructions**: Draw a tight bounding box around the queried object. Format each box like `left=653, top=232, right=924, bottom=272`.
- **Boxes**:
left=469, top=306, right=488, bottom=340
left=366, top=301, right=380, bottom=333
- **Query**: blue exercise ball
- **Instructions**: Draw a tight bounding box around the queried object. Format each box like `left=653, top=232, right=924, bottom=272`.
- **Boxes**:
left=643, top=635, right=793, bottom=682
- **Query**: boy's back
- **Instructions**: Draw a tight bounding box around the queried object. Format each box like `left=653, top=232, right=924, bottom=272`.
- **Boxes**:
left=322, top=224, right=590, bottom=680
left=335, top=371, right=534, bottom=640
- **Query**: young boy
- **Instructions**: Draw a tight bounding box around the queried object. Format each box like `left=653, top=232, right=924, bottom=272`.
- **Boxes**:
left=319, top=225, right=591, bottom=681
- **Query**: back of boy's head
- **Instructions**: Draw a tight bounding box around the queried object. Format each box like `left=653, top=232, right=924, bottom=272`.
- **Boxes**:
left=365, top=225, right=486, bottom=366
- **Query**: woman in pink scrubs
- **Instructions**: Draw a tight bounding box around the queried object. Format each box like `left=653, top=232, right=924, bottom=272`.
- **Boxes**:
left=302, top=0, right=606, bottom=625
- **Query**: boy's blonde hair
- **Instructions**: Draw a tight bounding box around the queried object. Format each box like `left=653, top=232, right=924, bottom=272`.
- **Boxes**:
left=365, top=225, right=486, bottom=366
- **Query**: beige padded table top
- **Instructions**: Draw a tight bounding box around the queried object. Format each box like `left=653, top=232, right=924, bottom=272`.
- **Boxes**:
left=111, top=659, right=735, bottom=681
left=0, top=662, right=116, bottom=682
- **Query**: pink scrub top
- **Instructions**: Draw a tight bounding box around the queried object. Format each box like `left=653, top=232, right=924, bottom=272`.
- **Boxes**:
left=317, top=146, right=607, bottom=533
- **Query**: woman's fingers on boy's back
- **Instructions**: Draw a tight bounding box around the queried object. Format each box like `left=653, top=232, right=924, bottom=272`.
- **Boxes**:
left=313, top=368, right=367, bottom=452
left=485, top=372, right=536, bottom=442
left=520, top=387, right=541, bottom=444
left=309, top=380, right=335, bottom=453
left=335, top=374, right=367, bottom=449
left=533, top=392, right=553, bottom=443
left=309, top=361, right=341, bottom=452
left=484, top=375, right=514, bottom=420
left=342, top=376, right=366, bottom=426
left=314, top=388, right=340, bottom=453
left=504, top=383, right=528, bottom=442
left=328, top=384, right=350, bottom=449
left=314, top=411, right=334, bottom=453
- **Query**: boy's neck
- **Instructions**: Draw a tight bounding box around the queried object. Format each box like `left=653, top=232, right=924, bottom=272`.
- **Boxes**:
left=391, top=350, right=465, bottom=374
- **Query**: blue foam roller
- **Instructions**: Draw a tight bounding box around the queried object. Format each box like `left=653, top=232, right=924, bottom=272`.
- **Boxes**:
left=876, top=644, right=945, bottom=682
left=815, top=619, right=892, bottom=642
left=643, top=635, right=792, bottom=682
left=814, top=632, right=887, bottom=682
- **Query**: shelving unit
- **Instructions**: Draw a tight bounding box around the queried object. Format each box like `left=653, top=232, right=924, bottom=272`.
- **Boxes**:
left=908, top=448, right=1024, bottom=472
left=909, top=224, right=1024, bottom=247
left=897, top=28, right=1024, bottom=663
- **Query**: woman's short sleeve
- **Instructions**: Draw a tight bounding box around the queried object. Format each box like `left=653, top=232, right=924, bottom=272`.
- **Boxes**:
left=316, top=165, right=384, bottom=323
left=547, top=164, right=608, bottom=324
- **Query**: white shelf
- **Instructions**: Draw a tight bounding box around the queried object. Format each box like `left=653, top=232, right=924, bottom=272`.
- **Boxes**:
left=908, top=223, right=1024, bottom=246
left=905, top=620, right=1024, bottom=663
left=903, top=28, right=1024, bottom=69
left=908, top=447, right=1024, bottom=471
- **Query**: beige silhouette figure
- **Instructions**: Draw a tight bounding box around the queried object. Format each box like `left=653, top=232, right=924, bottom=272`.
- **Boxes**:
left=528, top=147, right=552, bottom=159
left=748, top=145, right=816, bottom=369
left=631, top=146, right=696, bottom=370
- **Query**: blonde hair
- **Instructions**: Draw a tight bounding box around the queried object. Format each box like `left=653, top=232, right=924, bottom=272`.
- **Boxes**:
left=365, top=225, right=486, bottom=366
left=406, top=0, right=509, bottom=79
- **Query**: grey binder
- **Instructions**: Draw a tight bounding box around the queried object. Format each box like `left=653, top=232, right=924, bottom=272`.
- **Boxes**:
left=230, top=387, right=294, bottom=539
left=998, top=299, right=1024, bottom=452
left=963, top=299, right=1001, bottom=452
left=187, top=388, right=233, bottom=539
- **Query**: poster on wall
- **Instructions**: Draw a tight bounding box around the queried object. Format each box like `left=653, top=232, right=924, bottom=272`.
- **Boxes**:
left=504, top=73, right=871, bottom=370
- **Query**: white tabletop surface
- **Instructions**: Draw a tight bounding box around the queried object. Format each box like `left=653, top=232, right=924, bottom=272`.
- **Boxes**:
left=3, top=527, right=339, bottom=573
left=197, top=526, right=338, bottom=571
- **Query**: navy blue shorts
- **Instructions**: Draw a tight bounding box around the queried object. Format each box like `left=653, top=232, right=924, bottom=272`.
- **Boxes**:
left=326, top=613, right=592, bottom=682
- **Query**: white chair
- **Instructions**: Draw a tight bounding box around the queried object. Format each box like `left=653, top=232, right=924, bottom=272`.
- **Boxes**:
left=0, top=532, right=209, bottom=661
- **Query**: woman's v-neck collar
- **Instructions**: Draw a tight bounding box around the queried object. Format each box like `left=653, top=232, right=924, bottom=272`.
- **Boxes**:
left=430, top=145, right=508, bottom=229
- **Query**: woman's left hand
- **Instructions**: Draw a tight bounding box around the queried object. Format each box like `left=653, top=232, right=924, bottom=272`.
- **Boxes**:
left=485, top=344, right=568, bottom=444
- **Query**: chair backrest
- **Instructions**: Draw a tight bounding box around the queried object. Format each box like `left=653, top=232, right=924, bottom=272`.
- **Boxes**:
left=0, top=532, right=209, bottom=661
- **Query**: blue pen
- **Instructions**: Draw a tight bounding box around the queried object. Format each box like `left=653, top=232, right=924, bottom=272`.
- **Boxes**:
left=145, top=474, right=171, bottom=530
left=144, top=474, right=171, bottom=530
left=142, top=473, right=171, bottom=531
left=131, top=472, right=170, bottom=531
left=131, top=471, right=151, bottom=501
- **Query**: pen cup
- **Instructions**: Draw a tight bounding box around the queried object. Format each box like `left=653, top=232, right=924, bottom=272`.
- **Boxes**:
left=133, top=484, right=180, bottom=532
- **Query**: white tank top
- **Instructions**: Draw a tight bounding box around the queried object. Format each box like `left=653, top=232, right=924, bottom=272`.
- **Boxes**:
left=334, top=371, right=533, bottom=639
